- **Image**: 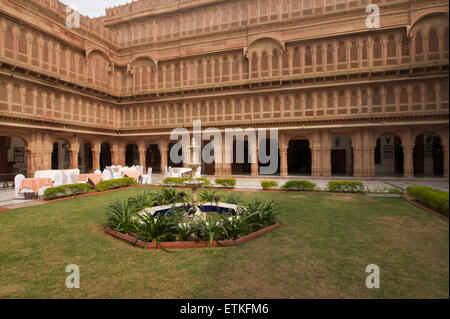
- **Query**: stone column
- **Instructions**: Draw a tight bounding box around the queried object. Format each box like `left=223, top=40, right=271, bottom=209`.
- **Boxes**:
left=92, top=150, right=100, bottom=171
left=250, top=144, right=259, bottom=176
left=352, top=146, right=363, bottom=177
left=322, top=146, right=332, bottom=177
left=26, top=150, right=35, bottom=178
left=280, top=147, right=288, bottom=177
left=403, top=145, right=415, bottom=178
left=70, top=150, right=79, bottom=170
left=160, top=145, right=168, bottom=173
left=311, top=146, right=321, bottom=177
left=223, top=146, right=232, bottom=176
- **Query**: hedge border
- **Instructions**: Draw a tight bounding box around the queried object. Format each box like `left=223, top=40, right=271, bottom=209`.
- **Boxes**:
left=403, top=197, right=449, bottom=223
left=105, top=222, right=281, bottom=250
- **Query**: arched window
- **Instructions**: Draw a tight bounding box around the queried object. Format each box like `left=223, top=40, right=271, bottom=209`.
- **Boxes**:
left=232, top=55, right=239, bottom=75
left=338, top=90, right=346, bottom=107
left=372, top=88, right=381, bottom=105
left=197, top=60, right=203, bottom=82
left=5, top=26, right=14, bottom=51
left=428, top=28, right=439, bottom=53
left=362, top=40, right=368, bottom=60
left=43, top=42, right=49, bottom=63
left=400, top=88, right=408, bottom=105
left=415, top=32, right=423, bottom=54
left=272, top=49, right=278, bottom=71
left=338, top=41, right=346, bottom=63
left=261, top=51, right=269, bottom=71
left=373, top=37, right=382, bottom=60
left=351, top=91, right=357, bottom=106
left=426, top=83, right=436, bottom=102
left=387, top=35, right=396, bottom=57
left=32, top=37, right=39, bottom=59
left=293, top=47, right=300, bottom=68
left=305, top=46, right=312, bottom=66
left=413, top=87, right=421, bottom=104
left=401, top=35, right=409, bottom=56
left=386, top=87, right=395, bottom=105
left=18, top=29, right=27, bottom=55
left=327, top=92, right=334, bottom=108
left=316, top=45, right=323, bottom=65
left=444, top=27, right=449, bottom=52
left=251, top=52, right=258, bottom=73
left=327, top=44, right=333, bottom=64
left=351, top=42, right=358, bottom=61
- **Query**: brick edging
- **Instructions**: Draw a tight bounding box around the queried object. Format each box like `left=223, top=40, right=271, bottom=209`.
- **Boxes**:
left=104, top=222, right=281, bottom=250
left=403, top=197, right=449, bottom=223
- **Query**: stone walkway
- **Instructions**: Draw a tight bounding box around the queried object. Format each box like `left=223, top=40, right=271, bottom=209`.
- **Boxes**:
left=1, top=175, right=448, bottom=210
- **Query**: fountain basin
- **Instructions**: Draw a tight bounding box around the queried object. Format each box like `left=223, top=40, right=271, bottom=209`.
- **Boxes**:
left=141, top=202, right=240, bottom=220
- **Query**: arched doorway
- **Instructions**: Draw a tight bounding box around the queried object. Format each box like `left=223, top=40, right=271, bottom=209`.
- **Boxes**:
left=288, top=139, right=312, bottom=175
left=100, top=142, right=112, bottom=171
left=201, top=140, right=215, bottom=176
left=146, top=144, right=161, bottom=173
left=374, top=135, right=404, bottom=177
left=414, top=133, right=444, bottom=177
left=258, top=138, right=280, bottom=175
left=168, top=142, right=183, bottom=168
left=52, top=140, right=70, bottom=170
left=78, top=142, right=93, bottom=173
left=125, top=143, right=139, bottom=167
left=0, top=135, right=28, bottom=175
left=232, top=140, right=251, bottom=175
left=331, top=136, right=353, bottom=176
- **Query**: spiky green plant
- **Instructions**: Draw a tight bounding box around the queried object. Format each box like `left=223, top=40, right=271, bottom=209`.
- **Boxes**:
left=152, top=188, right=178, bottom=205
left=105, top=199, right=140, bottom=234
left=136, top=212, right=177, bottom=246
left=220, top=214, right=250, bottom=240
left=242, top=199, right=278, bottom=230
left=199, top=189, right=218, bottom=205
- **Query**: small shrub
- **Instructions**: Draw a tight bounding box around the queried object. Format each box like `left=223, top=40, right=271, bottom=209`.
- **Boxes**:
left=261, top=180, right=278, bottom=190
left=162, top=177, right=192, bottom=186
left=44, top=183, right=91, bottom=200
left=281, top=180, right=316, bottom=191
left=196, top=177, right=211, bottom=186
left=406, top=186, right=449, bottom=216
left=96, top=177, right=136, bottom=192
left=215, top=178, right=237, bottom=188
left=327, top=181, right=364, bottom=193
left=388, top=188, right=403, bottom=195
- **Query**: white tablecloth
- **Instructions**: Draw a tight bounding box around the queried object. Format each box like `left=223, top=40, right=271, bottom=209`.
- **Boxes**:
left=34, top=169, right=80, bottom=181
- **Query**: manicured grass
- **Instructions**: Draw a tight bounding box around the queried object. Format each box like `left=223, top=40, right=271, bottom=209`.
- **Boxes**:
left=0, top=187, right=448, bottom=298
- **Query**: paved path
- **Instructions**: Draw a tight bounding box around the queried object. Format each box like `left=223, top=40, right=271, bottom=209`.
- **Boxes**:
left=1, top=176, right=447, bottom=209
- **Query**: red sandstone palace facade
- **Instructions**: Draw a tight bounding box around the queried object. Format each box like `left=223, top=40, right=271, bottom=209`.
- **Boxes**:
left=0, top=0, right=448, bottom=178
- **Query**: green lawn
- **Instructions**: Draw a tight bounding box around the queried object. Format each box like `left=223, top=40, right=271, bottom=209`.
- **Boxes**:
left=0, top=188, right=448, bottom=299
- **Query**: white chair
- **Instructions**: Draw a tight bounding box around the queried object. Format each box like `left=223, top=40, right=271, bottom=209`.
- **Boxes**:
left=142, top=168, right=152, bottom=185
left=111, top=167, right=122, bottom=179
left=54, top=172, right=63, bottom=187
left=14, top=174, right=26, bottom=199
left=195, top=166, right=201, bottom=178
left=102, top=169, right=112, bottom=181
left=94, top=169, right=102, bottom=175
